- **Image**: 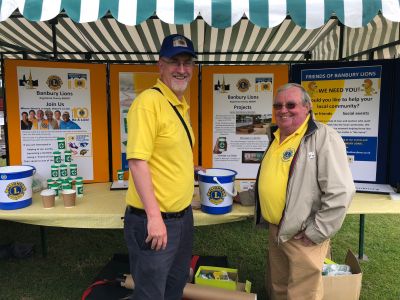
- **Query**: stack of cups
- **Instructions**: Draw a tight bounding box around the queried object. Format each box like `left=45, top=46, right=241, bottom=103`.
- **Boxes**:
left=117, top=169, right=124, bottom=183
left=62, top=179, right=71, bottom=190
left=64, top=150, right=72, bottom=165
left=49, top=182, right=60, bottom=200
left=53, top=151, right=61, bottom=165
left=70, top=163, right=78, bottom=178
left=40, top=189, right=56, bottom=209
left=62, top=189, right=76, bottom=207
left=57, top=137, right=66, bottom=150
left=75, top=176, right=84, bottom=198
left=47, top=178, right=55, bottom=189
left=60, top=164, right=68, bottom=179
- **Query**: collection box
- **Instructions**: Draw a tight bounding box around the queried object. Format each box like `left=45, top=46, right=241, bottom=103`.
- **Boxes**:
left=194, top=266, right=238, bottom=291
left=322, top=249, right=362, bottom=300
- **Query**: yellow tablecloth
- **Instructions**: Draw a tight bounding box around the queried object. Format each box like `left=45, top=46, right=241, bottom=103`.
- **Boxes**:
left=347, top=192, right=400, bottom=214
left=1, top=183, right=399, bottom=229
left=0, top=183, right=254, bottom=228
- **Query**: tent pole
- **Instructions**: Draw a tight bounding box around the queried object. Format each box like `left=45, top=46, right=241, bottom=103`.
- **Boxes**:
left=338, top=21, right=344, bottom=60
left=1, top=54, right=9, bottom=165
left=49, top=18, right=58, bottom=60
left=105, top=63, right=113, bottom=182
left=197, top=64, right=202, bottom=166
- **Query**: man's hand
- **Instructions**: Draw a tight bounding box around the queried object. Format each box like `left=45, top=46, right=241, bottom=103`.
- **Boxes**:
left=294, top=231, right=316, bottom=246
left=146, top=214, right=167, bottom=251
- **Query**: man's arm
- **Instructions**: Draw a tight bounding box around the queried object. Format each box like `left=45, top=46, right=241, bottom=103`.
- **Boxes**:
left=305, top=130, right=355, bottom=244
left=128, top=158, right=167, bottom=251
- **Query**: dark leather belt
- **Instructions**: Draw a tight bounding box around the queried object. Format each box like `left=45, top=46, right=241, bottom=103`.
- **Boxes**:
left=127, top=205, right=189, bottom=219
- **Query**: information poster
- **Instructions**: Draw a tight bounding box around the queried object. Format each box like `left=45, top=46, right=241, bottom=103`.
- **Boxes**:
left=5, top=60, right=109, bottom=183
left=212, top=74, right=274, bottom=178
left=17, top=66, right=94, bottom=180
left=118, top=72, right=158, bottom=170
left=301, top=65, right=382, bottom=181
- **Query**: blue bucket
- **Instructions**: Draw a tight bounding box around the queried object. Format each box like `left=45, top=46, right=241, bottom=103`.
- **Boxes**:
left=197, top=168, right=237, bottom=214
left=0, top=165, right=36, bottom=210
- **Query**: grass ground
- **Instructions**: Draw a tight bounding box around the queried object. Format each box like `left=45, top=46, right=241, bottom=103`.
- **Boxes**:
left=0, top=214, right=400, bottom=299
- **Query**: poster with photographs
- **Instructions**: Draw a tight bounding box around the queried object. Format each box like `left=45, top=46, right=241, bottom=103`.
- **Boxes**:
left=17, top=67, right=93, bottom=180
left=212, top=74, right=274, bottom=178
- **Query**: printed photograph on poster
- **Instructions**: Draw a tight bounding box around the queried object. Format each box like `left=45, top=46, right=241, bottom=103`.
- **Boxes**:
left=242, top=151, right=264, bottom=164
left=301, top=65, right=382, bottom=182
left=17, top=67, right=94, bottom=181
left=212, top=74, right=273, bottom=178
left=236, top=114, right=272, bottom=137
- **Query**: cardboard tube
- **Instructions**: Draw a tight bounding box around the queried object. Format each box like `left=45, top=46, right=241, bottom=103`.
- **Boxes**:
left=123, top=276, right=257, bottom=300
left=182, top=283, right=257, bottom=300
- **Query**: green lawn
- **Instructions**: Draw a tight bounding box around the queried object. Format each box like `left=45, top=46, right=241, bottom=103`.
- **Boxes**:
left=0, top=214, right=400, bottom=299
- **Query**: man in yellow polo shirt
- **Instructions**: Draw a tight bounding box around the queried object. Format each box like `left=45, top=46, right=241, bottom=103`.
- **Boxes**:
left=124, top=34, right=197, bottom=300
left=255, top=83, right=355, bottom=299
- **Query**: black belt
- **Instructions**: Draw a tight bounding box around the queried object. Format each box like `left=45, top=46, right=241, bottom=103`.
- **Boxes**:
left=126, top=205, right=189, bottom=219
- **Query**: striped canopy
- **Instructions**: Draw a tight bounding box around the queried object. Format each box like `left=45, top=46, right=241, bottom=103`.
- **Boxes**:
left=0, top=0, right=400, bottom=29
left=0, top=0, right=399, bottom=63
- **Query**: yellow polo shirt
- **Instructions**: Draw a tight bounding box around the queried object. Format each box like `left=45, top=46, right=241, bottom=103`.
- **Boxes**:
left=258, top=115, right=309, bottom=224
left=125, top=79, right=195, bottom=212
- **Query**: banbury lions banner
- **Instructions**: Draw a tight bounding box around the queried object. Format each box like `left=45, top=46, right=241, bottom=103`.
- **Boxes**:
left=301, top=65, right=382, bottom=182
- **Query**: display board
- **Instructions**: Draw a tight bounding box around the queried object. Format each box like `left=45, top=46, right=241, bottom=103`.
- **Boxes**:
left=4, top=60, right=109, bottom=182
left=201, top=65, right=289, bottom=179
left=292, top=60, right=394, bottom=184
left=388, top=60, right=400, bottom=187
left=109, top=64, right=199, bottom=181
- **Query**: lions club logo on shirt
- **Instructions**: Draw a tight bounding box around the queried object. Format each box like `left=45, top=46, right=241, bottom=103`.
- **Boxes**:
left=282, top=148, right=295, bottom=162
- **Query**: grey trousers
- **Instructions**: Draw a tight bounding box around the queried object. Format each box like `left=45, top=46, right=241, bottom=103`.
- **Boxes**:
left=124, top=207, right=193, bottom=300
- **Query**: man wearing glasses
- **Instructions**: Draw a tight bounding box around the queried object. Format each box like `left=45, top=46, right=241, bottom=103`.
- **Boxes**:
left=255, top=83, right=355, bottom=299
left=124, top=34, right=196, bottom=300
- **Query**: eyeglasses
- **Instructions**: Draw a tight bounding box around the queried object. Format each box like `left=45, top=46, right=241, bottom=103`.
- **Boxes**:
left=272, top=102, right=298, bottom=110
left=161, top=58, right=195, bottom=68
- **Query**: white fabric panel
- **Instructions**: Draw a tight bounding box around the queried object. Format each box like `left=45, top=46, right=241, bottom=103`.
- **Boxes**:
left=195, top=0, right=212, bottom=26
left=232, top=0, right=248, bottom=26
left=79, top=0, right=100, bottom=23
left=40, top=0, right=61, bottom=21
left=0, top=0, right=19, bottom=21
left=196, top=18, right=205, bottom=54
left=269, top=0, right=286, bottom=27
left=157, top=0, right=175, bottom=24
left=306, top=0, right=324, bottom=29
left=344, top=0, right=363, bottom=28
left=118, top=0, right=137, bottom=26
left=381, top=0, right=400, bottom=22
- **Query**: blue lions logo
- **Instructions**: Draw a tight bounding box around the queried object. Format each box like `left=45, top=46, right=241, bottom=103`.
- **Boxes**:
left=282, top=148, right=295, bottom=162
left=5, top=182, right=26, bottom=200
left=207, top=186, right=226, bottom=205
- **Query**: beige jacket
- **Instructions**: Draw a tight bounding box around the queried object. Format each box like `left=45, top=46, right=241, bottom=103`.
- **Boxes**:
left=255, top=115, right=355, bottom=244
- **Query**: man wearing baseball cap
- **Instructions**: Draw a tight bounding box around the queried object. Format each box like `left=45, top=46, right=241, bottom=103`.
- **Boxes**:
left=124, top=34, right=199, bottom=299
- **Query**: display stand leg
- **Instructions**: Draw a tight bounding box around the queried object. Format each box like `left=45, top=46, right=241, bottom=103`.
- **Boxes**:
left=358, top=214, right=368, bottom=261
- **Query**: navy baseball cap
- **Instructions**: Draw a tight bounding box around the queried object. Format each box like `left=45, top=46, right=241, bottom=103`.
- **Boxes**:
left=160, top=34, right=197, bottom=58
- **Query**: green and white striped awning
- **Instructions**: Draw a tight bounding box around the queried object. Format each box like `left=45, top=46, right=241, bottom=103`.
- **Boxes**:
left=0, top=0, right=399, bottom=63
left=0, top=0, right=400, bottom=29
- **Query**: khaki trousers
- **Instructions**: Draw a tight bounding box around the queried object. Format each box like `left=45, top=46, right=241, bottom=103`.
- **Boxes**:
left=267, top=224, right=330, bottom=300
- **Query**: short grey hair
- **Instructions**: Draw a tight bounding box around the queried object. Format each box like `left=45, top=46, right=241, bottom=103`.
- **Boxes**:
left=275, top=83, right=312, bottom=108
